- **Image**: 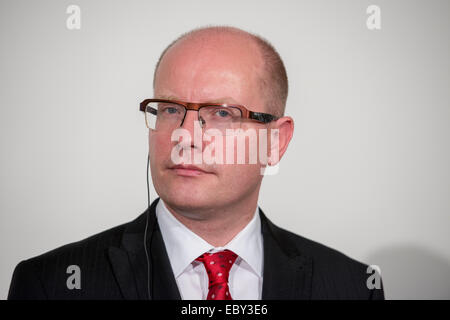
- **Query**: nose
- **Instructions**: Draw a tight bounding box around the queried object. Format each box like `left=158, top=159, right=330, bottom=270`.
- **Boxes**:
left=177, top=110, right=204, bottom=150
left=180, top=110, right=202, bottom=132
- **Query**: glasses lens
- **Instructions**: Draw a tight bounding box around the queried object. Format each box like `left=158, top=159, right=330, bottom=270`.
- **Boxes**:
left=199, top=106, right=242, bottom=135
left=144, top=101, right=185, bottom=130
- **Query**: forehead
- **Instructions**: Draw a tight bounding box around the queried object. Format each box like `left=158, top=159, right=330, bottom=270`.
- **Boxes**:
left=154, top=32, right=265, bottom=104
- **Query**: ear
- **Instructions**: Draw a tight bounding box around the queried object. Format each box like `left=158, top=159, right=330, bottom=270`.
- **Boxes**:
left=268, top=116, right=294, bottom=166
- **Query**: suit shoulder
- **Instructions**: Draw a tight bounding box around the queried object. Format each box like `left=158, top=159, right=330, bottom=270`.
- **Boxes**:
left=8, top=217, right=140, bottom=299
left=264, top=218, right=384, bottom=299
left=29, top=221, right=128, bottom=263
left=266, top=219, right=367, bottom=268
left=281, top=226, right=366, bottom=268
left=12, top=214, right=143, bottom=279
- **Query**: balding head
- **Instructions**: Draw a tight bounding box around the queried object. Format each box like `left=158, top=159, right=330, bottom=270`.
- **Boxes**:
left=153, top=26, right=288, bottom=117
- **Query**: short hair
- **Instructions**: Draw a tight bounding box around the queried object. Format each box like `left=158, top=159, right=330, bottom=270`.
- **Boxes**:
left=153, top=26, right=288, bottom=117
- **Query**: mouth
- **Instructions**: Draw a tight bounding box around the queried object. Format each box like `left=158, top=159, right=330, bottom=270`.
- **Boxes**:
left=169, top=164, right=211, bottom=177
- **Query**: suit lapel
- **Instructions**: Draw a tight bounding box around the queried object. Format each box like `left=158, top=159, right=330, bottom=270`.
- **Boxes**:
left=260, top=210, right=313, bottom=300
left=107, top=246, right=139, bottom=299
left=108, top=198, right=181, bottom=300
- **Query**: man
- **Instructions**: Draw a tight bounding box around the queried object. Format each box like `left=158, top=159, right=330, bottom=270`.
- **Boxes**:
left=8, top=26, right=384, bottom=300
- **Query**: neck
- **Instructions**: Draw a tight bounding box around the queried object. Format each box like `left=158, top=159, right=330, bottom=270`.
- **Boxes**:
left=163, top=193, right=259, bottom=247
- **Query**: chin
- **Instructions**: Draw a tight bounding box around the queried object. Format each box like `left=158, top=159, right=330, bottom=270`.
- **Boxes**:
left=162, top=191, right=215, bottom=213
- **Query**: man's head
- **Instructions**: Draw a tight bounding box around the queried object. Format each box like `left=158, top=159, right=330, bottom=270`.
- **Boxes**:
left=148, top=26, right=294, bottom=217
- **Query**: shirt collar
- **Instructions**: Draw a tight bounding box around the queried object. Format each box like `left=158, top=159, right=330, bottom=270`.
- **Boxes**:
left=156, top=199, right=263, bottom=279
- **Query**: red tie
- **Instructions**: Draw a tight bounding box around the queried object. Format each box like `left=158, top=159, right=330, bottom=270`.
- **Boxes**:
left=196, top=250, right=238, bottom=300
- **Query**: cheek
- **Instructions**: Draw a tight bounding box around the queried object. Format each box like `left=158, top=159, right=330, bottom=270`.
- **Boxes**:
left=149, top=131, right=172, bottom=157
left=216, top=128, right=270, bottom=166
left=218, top=133, right=264, bottom=179
left=215, top=163, right=262, bottom=198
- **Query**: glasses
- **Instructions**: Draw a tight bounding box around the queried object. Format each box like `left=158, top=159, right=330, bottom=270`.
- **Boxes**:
left=139, top=99, right=278, bottom=135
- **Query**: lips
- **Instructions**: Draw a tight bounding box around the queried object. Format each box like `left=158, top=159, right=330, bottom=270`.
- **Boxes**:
left=170, top=164, right=211, bottom=176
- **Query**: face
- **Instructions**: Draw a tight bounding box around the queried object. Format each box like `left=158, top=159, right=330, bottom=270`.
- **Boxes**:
left=149, top=32, right=276, bottom=215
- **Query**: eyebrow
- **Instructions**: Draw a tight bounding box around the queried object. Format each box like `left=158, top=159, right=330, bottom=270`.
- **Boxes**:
left=155, top=95, right=241, bottom=105
left=207, top=97, right=240, bottom=104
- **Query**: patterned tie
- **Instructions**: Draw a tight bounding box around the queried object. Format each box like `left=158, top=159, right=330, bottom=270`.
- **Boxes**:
left=195, top=249, right=238, bottom=300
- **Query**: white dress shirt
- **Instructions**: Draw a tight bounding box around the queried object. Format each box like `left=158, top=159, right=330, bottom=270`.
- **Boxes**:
left=155, top=199, right=264, bottom=300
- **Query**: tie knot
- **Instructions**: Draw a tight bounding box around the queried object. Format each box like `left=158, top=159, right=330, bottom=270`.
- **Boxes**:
left=196, top=250, right=238, bottom=285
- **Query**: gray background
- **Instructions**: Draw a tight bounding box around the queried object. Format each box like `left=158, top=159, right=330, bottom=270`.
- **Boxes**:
left=1, top=0, right=449, bottom=299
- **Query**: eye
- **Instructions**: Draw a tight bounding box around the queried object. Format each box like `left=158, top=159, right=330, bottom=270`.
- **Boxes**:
left=200, top=106, right=241, bottom=121
left=215, top=109, right=231, bottom=118
left=165, top=107, right=178, bottom=114
left=160, top=104, right=182, bottom=115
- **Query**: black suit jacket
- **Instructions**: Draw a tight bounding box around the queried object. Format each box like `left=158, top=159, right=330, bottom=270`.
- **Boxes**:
left=8, top=198, right=384, bottom=300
